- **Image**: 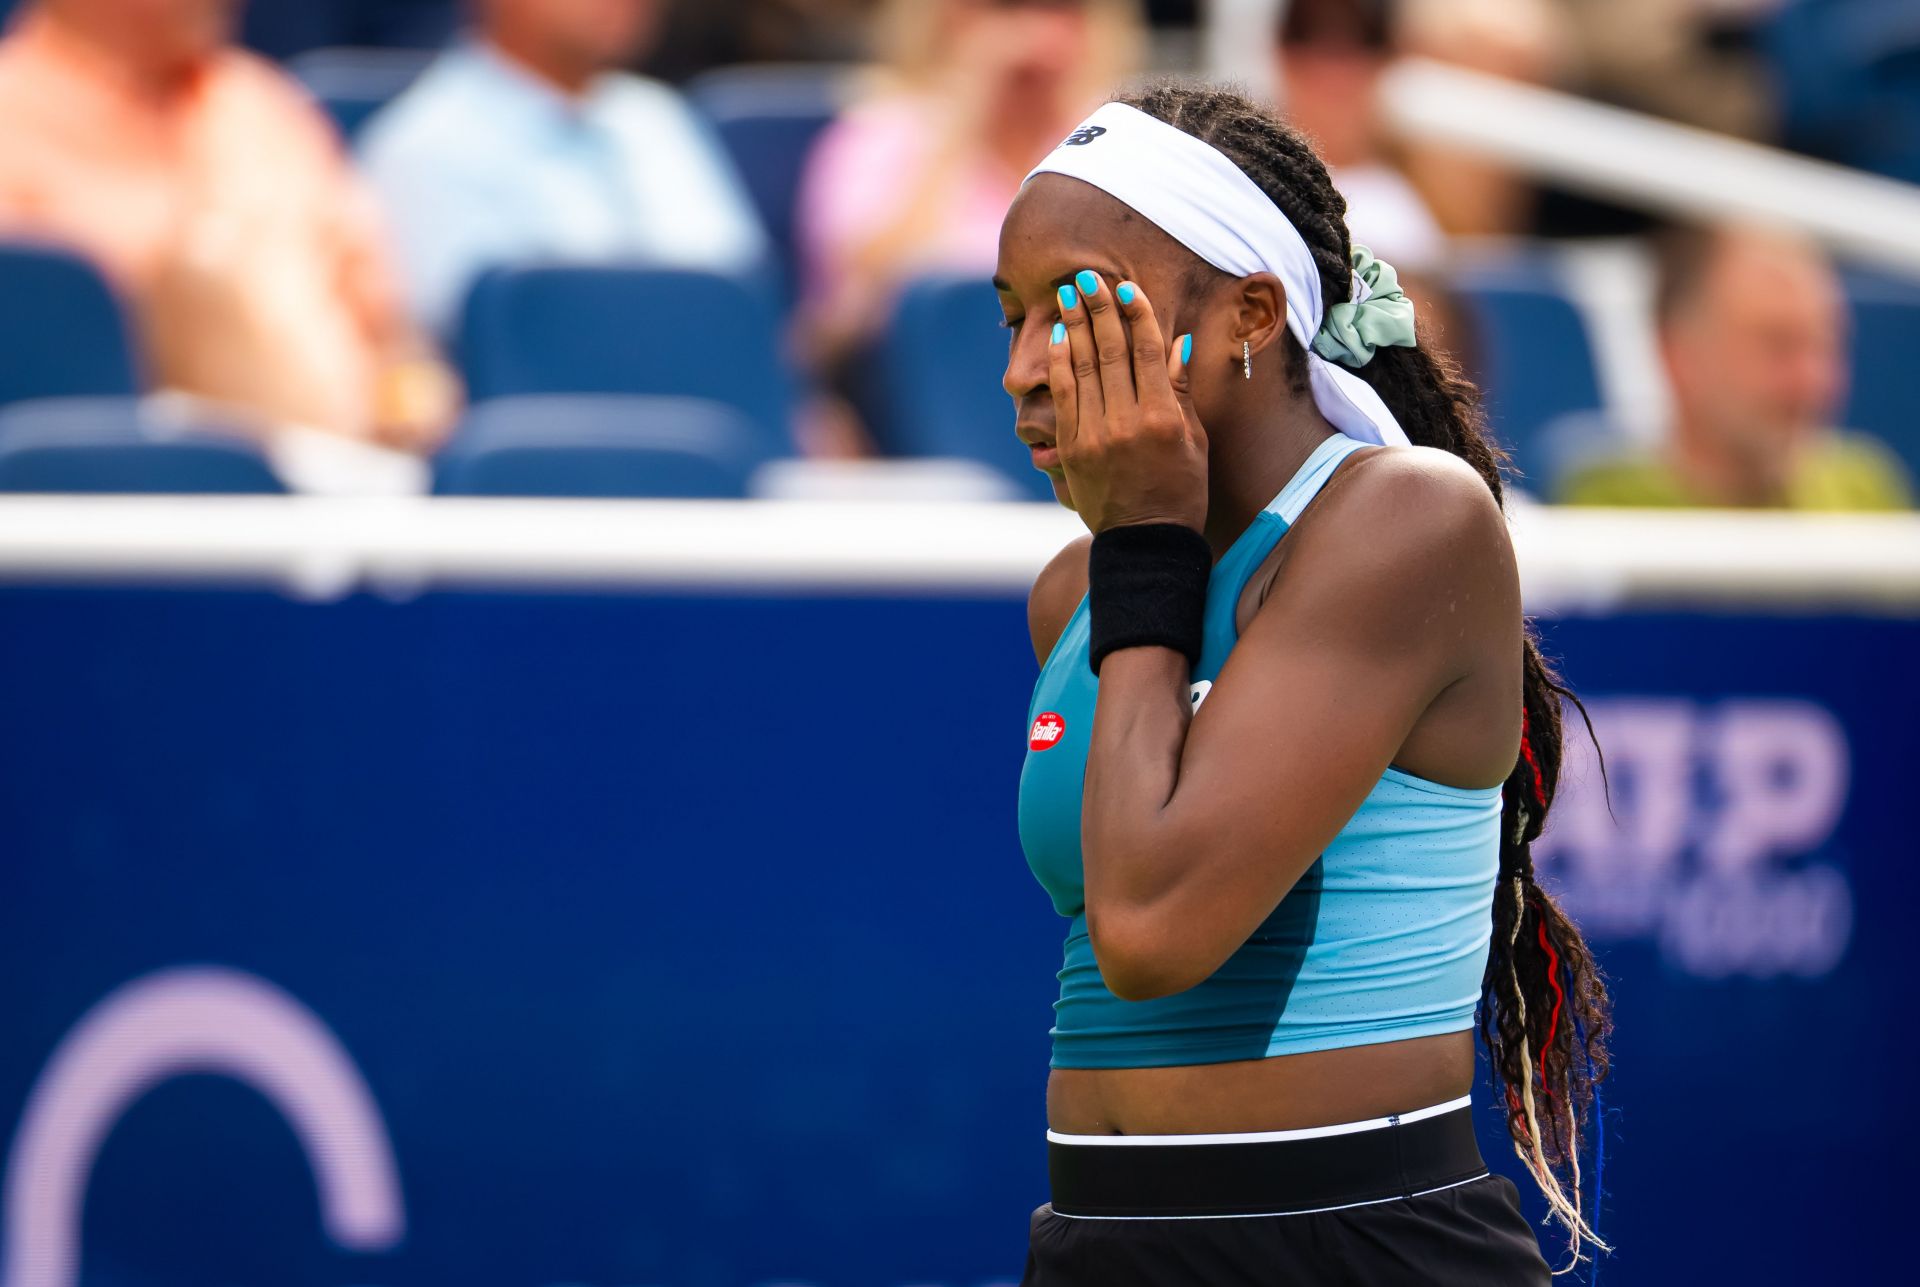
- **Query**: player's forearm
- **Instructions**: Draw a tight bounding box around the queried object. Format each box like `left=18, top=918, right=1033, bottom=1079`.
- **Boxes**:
left=1082, top=644, right=1195, bottom=906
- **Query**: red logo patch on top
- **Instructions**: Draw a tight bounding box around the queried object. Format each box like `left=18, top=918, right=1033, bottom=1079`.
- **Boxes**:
left=1029, top=711, right=1067, bottom=752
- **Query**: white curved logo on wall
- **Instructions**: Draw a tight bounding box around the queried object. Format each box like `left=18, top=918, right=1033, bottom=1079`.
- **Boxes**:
left=2, top=966, right=405, bottom=1287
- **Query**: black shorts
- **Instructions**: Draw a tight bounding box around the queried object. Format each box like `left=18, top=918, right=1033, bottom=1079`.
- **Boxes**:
left=1022, top=1101, right=1550, bottom=1286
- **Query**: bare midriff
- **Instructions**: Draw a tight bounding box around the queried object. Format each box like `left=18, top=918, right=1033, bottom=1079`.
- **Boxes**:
left=1046, top=1030, right=1476, bottom=1135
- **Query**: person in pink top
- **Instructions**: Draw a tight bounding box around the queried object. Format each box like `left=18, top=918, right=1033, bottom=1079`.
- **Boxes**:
left=0, top=0, right=456, bottom=450
left=794, top=0, right=1140, bottom=455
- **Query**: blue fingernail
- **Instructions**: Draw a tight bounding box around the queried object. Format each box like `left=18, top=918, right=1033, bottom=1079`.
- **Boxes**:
left=1180, top=334, right=1193, bottom=364
left=1116, top=281, right=1136, bottom=305
left=1051, top=322, right=1066, bottom=344
left=1076, top=270, right=1099, bottom=297
left=1058, top=284, right=1077, bottom=310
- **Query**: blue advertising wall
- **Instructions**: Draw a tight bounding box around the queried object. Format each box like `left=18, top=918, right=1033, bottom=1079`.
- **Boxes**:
left=0, top=581, right=1913, bottom=1286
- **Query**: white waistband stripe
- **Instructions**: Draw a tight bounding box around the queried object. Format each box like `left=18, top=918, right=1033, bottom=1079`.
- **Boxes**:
left=1045, top=1094, right=1472, bottom=1148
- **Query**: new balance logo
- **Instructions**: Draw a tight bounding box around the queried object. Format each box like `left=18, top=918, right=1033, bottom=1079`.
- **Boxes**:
left=1062, top=125, right=1108, bottom=147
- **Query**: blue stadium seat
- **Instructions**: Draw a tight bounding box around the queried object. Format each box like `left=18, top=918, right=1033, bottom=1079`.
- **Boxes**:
left=457, top=265, right=795, bottom=452
left=1844, top=274, right=1920, bottom=481
left=433, top=395, right=767, bottom=498
left=1767, top=0, right=1920, bottom=184
left=0, top=399, right=285, bottom=494
left=290, top=46, right=436, bottom=142
left=0, top=242, right=140, bottom=409
left=1453, top=265, right=1604, bottom=490
left=686, top=65, right=847, bottom=294
left=876, top=275, right=1050, bottom=501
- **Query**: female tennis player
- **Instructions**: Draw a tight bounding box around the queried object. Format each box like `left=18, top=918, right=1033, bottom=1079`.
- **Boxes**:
left=1002, top=84, right=1611, bottom=1284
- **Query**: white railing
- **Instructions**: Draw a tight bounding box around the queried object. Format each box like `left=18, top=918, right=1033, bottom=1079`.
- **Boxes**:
left=1379, top=59, right=1920, bottom=279
left=0, top=496, right=1916, bottom=611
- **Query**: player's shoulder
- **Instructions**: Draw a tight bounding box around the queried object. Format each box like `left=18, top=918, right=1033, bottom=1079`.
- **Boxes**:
left=1313, top=443, right=1508, bottom=555
left=1028, top=534, right=1091, bottom=666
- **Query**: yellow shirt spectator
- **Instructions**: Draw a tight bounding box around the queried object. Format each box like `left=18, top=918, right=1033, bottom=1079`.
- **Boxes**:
left=1559, top=431, right=1914, bottom=511
left=1560, top=223, right=1914, bottom=514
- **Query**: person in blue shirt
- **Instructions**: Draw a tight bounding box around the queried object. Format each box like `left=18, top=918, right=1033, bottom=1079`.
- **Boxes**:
left=1003, top=84, right=1613, bottom=1284
left=359, top=0, right=767, bottom=337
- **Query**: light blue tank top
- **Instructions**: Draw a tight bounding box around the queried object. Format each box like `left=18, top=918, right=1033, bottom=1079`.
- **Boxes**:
left=1017, top=434, right=1502, bottom=1070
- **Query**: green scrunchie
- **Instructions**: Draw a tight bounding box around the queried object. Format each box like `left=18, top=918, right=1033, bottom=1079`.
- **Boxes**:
left=1311, top=244, right=1417, bottom=369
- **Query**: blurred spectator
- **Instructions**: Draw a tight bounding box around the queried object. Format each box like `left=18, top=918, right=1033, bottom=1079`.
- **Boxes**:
left=1557, top=225, right=1913, bottom=510
left=641, top=0, right=1191, bottom=83
left=360, top=0, right=768, bottom=338
left=794, top=0, right=1141, bottom=452
left=1556, top=0, right=1777, bottom=141
left=1274, top=0, right=1443, bottom=273
left=0, top=0, right=456, bottom=448
left=641, top=0, right=875, bottom=81
left=1393, top=0, right=1570, bottom=237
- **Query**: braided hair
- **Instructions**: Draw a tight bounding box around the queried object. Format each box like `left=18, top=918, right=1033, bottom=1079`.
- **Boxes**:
left=1119, top=81, right=1612, bottom=1264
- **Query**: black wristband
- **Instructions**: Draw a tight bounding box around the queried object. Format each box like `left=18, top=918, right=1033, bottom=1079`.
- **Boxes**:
left=1087, top=523, right=1211, bottom=676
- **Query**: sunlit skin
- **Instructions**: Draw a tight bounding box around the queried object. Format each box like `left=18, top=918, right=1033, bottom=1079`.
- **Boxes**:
left=998, top=175, right=1524, bottom=1134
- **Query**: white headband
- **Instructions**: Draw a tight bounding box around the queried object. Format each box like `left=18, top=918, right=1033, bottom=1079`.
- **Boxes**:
left=1024, top=102, right=1411, bottom=448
